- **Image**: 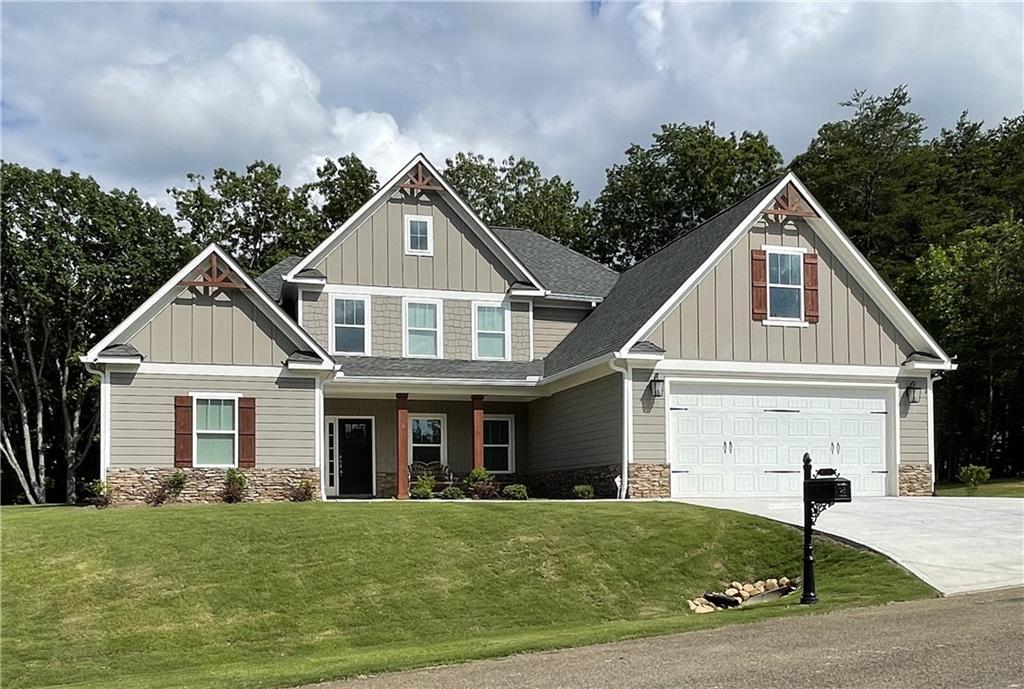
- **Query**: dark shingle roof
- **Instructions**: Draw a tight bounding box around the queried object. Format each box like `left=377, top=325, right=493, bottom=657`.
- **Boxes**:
left=256, top=255, right=303, bottom=301
left=630, top=341, right=665, bottom=354
left=492, top=227, right=618, bottom=300
left=336, top=356, right=543, bottom=381
left=543, top=178, right=783, bottom=375
left=100, top=343, right=143, bottom=358
left=287, top=350, right=323, bottom=363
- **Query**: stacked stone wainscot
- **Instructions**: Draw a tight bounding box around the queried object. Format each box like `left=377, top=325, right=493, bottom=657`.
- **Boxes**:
left=898, top=463, right=933, bottom=496
left=106, top=467, right=321, bottom=504
left=628, top=463, right=671, bottom=498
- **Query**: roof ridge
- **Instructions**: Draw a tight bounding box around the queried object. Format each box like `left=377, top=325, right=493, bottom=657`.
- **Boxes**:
left=493, top=225, right=618, bottom=276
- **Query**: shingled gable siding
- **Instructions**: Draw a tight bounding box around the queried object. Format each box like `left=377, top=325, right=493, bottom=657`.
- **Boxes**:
left=108, top=373, right=315, bottom=468
left=533, top=306, right=588, bottom=358
left=642, top=218, right=914, bottom=366
left=313, top=190, right=515, bottom=292
left=128, top=282, right=295, bottom=366
left=526, top=373, right=622, bottom=472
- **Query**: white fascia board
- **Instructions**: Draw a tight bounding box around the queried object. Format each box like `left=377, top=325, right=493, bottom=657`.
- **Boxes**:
left=133, top=362, right=307, bottom=378
left=655, top=359, right=902, bottom=380
left=902, top=360, right=957, bottom=372
left=333, top=374, right=538, bottom=387
left=286, top=361, right=335, bottom=371
left=289, top=277, right=327, bottom=286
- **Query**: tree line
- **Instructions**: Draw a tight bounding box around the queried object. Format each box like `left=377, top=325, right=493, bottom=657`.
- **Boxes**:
left=3, top=87, right=1021, bottom=503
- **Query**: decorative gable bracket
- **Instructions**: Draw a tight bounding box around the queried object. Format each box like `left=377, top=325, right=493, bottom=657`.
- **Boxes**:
left=180, top=254, right=246, bottom=291
left=399, top=162, right=444, bottom=192
left=761, top=182, right=819, bottom=219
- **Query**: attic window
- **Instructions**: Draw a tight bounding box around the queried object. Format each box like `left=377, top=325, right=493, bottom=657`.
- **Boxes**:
left=405, top=214, right=433, bottom=256
left=767, top=248, right=804, bottom=321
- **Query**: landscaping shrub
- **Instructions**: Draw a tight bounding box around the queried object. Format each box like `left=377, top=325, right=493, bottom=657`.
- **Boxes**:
left=148, top=470, right=187, bottom=506
left=410, top=475, right=436, bottom=499
left=465, top=467, right=491, bottom=486
left=288, top=479, right=317, bottom=502
left=957, top=464, right=991, bottom=493
left=502, top=483, right=528, bottom=500
left=222, top=469, right=247, bottom=503
left=85, top=480, right=112, bottom=508
left=440, top=486, right=464, bottom=500
left=573, top=484, right=595, bottom=500
left=465, top=466, right=498, bottom=499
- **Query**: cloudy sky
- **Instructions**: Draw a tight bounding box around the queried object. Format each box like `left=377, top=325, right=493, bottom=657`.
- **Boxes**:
left=2, top=2, right=1021, bottom=206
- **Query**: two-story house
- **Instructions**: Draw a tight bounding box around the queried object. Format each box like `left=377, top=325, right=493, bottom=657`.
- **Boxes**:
left=82, top=154, right=953, bottom=502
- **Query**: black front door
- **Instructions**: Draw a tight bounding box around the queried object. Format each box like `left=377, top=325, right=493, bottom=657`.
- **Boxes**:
left=338, top=419, right=373, bottom=495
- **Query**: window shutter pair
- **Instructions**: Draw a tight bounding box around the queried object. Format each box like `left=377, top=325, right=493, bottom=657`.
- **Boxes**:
left=750, top=250, right=819, bottom=323
left=173, top=396, right=256, bottom=468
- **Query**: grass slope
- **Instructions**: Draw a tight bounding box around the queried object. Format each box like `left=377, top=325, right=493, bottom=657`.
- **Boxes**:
left=936, top=479, right=1024, bottom=497
left=2, top=502, right=934, bottom=689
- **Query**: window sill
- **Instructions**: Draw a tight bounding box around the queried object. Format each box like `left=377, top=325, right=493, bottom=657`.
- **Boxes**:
left=405, top=250, right=434, bottom=258
left=333, top=351, right=370, bottom=357
left=762, top=319, right=809, bottom=328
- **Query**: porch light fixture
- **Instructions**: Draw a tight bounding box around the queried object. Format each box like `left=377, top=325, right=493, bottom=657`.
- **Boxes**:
left=906, top=382, right=922, bottom=405
left=650, top=374, right=665, bottom=399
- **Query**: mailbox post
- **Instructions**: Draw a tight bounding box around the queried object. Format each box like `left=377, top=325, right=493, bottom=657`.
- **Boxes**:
left=800, top=453, right=852, bottom=605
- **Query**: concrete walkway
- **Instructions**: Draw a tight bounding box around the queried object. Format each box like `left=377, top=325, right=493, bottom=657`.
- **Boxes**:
left=680, top=496, right=1024, bottom=595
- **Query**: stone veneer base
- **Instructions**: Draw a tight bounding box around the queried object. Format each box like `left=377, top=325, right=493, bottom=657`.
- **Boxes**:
left=628, top=463, right=671, bottom=498
left=106, top=467, right=321, bottom=504
left=898, top=463, right=933, bottom=496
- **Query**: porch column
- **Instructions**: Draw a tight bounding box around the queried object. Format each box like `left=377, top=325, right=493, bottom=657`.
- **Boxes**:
left=396, top=393, right=409, bottom=499
left=472, top=395, right=484, bottom=470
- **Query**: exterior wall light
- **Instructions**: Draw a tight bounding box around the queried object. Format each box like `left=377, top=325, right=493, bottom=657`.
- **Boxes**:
left=650, top=374, right=665, bottom=399
left=907, top=382, right=922, bottom=404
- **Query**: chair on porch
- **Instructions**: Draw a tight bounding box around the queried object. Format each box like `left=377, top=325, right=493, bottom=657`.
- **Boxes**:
left=409, top=461, right=455, bottom=494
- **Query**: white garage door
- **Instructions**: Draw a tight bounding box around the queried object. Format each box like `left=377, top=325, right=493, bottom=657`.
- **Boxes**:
left=669, top=385, right=888, bottom=498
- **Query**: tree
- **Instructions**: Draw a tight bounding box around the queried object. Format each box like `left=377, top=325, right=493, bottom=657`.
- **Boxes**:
left=1, top=162, right=193, bottom=503
left=300, top=154, right=380, bottom=235
left=443, top=153, right=596, bottom=254
left=595, top=122, right=783, bottom=269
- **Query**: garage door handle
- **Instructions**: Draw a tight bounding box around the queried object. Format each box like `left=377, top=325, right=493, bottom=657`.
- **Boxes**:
left=671, top=470, right=690, bottom=474
left=871, top=470, right=889, bottom=474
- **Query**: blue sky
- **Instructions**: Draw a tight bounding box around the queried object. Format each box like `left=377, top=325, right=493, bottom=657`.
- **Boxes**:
left=2, top=2, right=1021, bottom=205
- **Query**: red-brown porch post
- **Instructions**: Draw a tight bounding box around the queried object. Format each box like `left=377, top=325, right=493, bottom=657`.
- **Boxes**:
left=472, top=395, right=484, bottom=470
left=396, top=393, right=410, bottom=499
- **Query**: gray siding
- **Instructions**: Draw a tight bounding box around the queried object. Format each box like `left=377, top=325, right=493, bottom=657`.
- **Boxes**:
left=527, top=373, right=622, bottom=471
left=644, top=218, right=914, bottom=365
left=631, top=368, right=665, bottom=463
left=300, top=290, right=329, bottom=351
left=899, top=378, right=929, bottom=464
left=129, top=284, right=294, bottom=366
left=510, top=301, right=532, bottom=361
left=533, top=307, right=587, bottom=358
left=314, top=190, right=515, bottom=292
left=109, top=373, right=316, bottom=468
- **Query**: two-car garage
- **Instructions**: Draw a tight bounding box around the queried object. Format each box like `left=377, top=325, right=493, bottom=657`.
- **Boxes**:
left=667, top=383, right=891, bottom=498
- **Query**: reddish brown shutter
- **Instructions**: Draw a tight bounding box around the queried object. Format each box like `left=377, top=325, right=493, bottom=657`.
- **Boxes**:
left=751, top=249, right=768, bottom=321
left=803, top=253, right=820, bottom=323
left=174, top=396, right=193, bottom=468
left=238, top=397, right=256, bottom=469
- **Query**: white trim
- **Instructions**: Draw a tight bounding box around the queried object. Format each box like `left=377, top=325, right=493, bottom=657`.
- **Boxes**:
left=314, top=377, right=324, bottom=471
left=290, top=276, right=327, bottom=286
left=100, top=370, right=110, bottom=482
left=761, top=244, right=808, bottom=254
left=891, top=383, right=902, bottom=495
left=83, top=244, right=335, bottom=368
left=318, top=283, right=508, bottom=303
left=132, top=363, right=301, bottom=378
left=330, top=416, right=377, bottom=496
left=764, top=246, right=805, bottom=324
left=526, top=299, right=535, bottom=361
left=472, top=300, right=511, bottom=361
left=654, top=359, right=901, bottom=380
left=482, top=414, right=516, bottom=474
left=191, top=394, right=239, bottom=469
left=903, top=360, right=957, bottom=372
left=284, top=154, right=543, bottom=290
left=762, top=319, right=809, bottom=328
left=334, top=375, right=538, bottom=388
left=608, top=360, right=632, bottom=498
left=404, top=214, right=434, bottom=257
left=408, top=413, right=448, bottom=467
left=329, top=293, right=372, bottom=356
left=926, top=375, right=936, bottom=473
left=402, top=297, right=444, bottom=358
left=297, top=288, right=305, bottom=330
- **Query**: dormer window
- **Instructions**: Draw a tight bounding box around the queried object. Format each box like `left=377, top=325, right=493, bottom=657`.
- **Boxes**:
left=405, top=214, right=433, bottom=256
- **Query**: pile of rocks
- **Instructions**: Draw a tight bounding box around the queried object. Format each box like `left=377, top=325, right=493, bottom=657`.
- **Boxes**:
left=687, top=576, right=793, bottom=614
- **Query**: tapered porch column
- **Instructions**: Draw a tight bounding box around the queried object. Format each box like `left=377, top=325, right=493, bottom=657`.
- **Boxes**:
left=472, top=395, right=484, bottom=470
left=396, top=393, right=410, bottom=499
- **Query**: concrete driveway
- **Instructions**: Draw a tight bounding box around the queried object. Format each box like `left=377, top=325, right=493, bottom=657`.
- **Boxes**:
left=680, top=496, right=1023, bottom=595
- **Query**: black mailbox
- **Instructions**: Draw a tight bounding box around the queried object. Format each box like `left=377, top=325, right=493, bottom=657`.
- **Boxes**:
left=804, top=476, right=852, bottom=503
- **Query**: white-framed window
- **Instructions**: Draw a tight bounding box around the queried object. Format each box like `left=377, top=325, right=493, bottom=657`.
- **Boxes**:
left=483, top=414, right=515, bottom=474
left=403, top=298, right=443, bottom=358
left=404, top=214, right=433, bottom=256
left=472, top=301, right=509, bottom=360
left=331, top=294, right=370, bottom=355
left=191, top=393, right=240, bottom=467
left=409, top=414, right=446, bottom=466
left=766, top=247, right=805, bottom=322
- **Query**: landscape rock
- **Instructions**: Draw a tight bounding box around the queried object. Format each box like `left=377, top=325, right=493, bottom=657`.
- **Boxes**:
left=739, top=590, right=750, bottom=600
left=779, top=577, right=790, bottom=587
left=725, top=587, right=739, bottom=597
left=742, top=583, right=755, bottom=593
left=731, top=581, right=743, bottom=590
left=695, top=605, right=716, bottom=614
left=687, top=599, right=698, bottom=611
left=765, top=578, right=778, bottom=591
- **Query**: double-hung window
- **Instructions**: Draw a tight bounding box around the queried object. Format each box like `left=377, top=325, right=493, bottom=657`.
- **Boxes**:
left=193, top=395, right=238, bottom=467
left=404, top=299, right=442, bottom=358
left=332, top=295, right=370, bottom=355
left=473, top=303, right=508, bottom=360
left=409, top=415, right=446, bottom=465
left=766, top=249, right=804, bottom=321
left=483, top=415, right=514, bottom=473
left=405, top=214, right=433, bottom=256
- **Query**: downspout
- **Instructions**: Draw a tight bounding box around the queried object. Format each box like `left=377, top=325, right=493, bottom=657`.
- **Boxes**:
left=609, top=360, right=631, bottom=499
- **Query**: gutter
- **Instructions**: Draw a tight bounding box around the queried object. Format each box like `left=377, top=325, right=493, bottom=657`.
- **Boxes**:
left=608, top=359, right=631, bottom=499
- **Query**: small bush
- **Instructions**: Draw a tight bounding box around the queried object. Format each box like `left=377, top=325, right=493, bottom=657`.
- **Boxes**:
left=573, top=484, right=595, bottom=500
left=148, top=470, right=187, bottom=506
left=222, top=468, right=247, bottom=503
left=470, top=479, right=499, bottom=500
left=86, top=480, right=112, bottom=508
left=502, top=483, right=528, bottom=500
left=288, top=479, right=317, bottom=502
left=465, top=467, right=491, bottom=486
left=440, top=486, right=465, bottom=500
left=410, top=474, right=436, bottom=499
left=957, top=464, right=991, bottom=493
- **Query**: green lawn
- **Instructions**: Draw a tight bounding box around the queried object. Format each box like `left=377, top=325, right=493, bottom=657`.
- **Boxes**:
left=936, top=478, right=1024, bottom=497
left=1, top=502, right=934, bottom=689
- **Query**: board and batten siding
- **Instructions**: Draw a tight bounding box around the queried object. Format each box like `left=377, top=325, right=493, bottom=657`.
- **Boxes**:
left=644, top=219, right=914, bottom=366
left=631, top=368, right=665, bottom=463
left=128, top=285, right=295, bottom=366
left=533, top=307, right=588, bottom=358
left=898, top=378, right=929, bottom=465
left=526, top=373, right=621, bottom=471
left=109, top=373, right=316, bottom=468
left=313, top=190, right=515, bottom=292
